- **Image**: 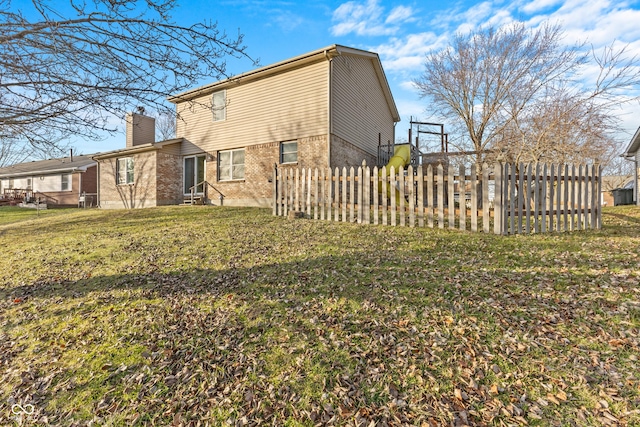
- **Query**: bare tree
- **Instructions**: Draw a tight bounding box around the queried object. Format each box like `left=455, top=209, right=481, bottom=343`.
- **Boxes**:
left=0, top=0, right=254, bottom=164
left=414, top=21, right=640, bottom=168
left=156, top=112, right=177, bottom=141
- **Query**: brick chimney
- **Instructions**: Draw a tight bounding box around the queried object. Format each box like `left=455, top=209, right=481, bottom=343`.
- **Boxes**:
left=126, top=112, right=155, bottom=148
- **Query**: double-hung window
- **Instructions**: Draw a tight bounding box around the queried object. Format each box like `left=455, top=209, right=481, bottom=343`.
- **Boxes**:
left=212, top=90, right=226, bottom=122
left=280, top=141, right=298, bottom=164
left=218, top=149, right=244, bottom=181
left=61, top=174, right=70, bottom=191
left=116, top=157, right=134, bottom=185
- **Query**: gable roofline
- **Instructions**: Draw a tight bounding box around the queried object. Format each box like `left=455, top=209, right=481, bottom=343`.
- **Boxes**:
left=623, top=126, right=640, bottom=158
left=167, top=44, right=400, bottom=122
left=92, top=138, right=184, bottom=160
left=0, top=154, right=97, bottom=179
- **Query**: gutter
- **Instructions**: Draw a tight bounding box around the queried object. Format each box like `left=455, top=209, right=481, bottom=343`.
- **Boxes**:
left=0, top=166, right=89, bottom=179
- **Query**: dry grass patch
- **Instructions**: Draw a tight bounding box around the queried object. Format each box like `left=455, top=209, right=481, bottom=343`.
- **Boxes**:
left=1, top=205, right=639, bottom=426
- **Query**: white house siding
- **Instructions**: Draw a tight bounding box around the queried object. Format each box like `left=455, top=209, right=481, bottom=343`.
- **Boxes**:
left=37, top=175, right=69, bottom=192
left=176, top=60, right=329, bottom=156
left=636, top=150, right=640, bottom=205
left=330, top=54, right=395, bottom=159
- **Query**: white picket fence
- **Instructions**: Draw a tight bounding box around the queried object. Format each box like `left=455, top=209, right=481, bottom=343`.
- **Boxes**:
left=272, top=162, right=601, bottom=234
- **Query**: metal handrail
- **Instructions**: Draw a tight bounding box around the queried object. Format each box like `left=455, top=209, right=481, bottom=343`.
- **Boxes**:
left=188, top=180, right=224, bottom=205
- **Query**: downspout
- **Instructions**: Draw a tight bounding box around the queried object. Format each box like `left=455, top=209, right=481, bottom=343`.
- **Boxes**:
left=325, top=49, right=333, bottom=169
left=96, top=161, right=101, bottom=208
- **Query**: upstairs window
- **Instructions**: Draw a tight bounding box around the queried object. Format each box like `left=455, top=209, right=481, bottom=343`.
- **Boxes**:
left=280, top=141, right=298, bottom=164
left=218, top=148, right=244, bottom=181
left=212, top=90, right=226, bottom=122
left=116, top=157, right=134, bottom=185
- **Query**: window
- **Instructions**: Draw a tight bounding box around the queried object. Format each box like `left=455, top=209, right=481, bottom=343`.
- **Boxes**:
left=218, top=149, right=244, bottom=181
left=60, top=174, right=70, bottom=191
left=116, top=157, right=134, bottom=185
left=212, top=90, right=226, bottom=122
left=280, top=141, right=298, bottom=164
left=26, top=177, right=33, bottom=190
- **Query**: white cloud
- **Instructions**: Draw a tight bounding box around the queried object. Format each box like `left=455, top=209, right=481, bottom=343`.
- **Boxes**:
left=330, top=0, right=415, bottom=37
left=386, top=5, right=413, bottom=24
left=521, top=0, right=564, bottom=14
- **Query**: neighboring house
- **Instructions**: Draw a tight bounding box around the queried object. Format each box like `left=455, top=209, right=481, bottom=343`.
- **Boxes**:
left=0, top=154, right=97, bottom=207
left=94, top=44, right=400, bottom=209
left=623, top=127, right=640, bottom=205
left=601, top=175, right=634, bottom=206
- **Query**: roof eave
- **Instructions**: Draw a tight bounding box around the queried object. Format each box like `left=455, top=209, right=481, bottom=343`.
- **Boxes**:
left=623, top=126, right=640, bottom=158
left=92, top=138, right=183, bottom=160
left=167, top=45, right=340, bottom=103
left=0, top=165, right=93, bottom=179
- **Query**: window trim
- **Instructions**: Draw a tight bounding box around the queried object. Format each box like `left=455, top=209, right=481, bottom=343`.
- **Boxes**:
left=212, top=90, right=226, bottom=122
left=217, top=148, right=245, bottom=182
left=280, top=140, right=298, bottom=164
left=116, top=157, right=135, bottom=185
left=60, top=174, right=70, bottom=191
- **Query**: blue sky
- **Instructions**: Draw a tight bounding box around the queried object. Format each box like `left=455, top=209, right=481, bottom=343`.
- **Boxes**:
left=54, top=0, right=640, bottom=154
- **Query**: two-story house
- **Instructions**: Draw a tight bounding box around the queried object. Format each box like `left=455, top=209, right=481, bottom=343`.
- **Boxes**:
left=94, top=44, right=400, bottom=209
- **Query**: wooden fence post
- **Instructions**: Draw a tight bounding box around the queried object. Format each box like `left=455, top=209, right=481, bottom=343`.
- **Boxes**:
left=373, top=166, right=379, bottom=225
left=437, top=164, right=444, bottom=229
left=272, top=165, right=277, bottom=216
left=399, top=166, right=406, bottom=227
left=494, top=163, right=504, bottom=235
left=448, top=165, right=455, bottom=229
left=482, top=163, right=489, bottom=233
left=409, top=165, right=415, bottom=228
left=459, top=164, right=466, bottom=231
left=334, top=167, right=340, bottom=222
left=541, top=164, right=548, bottom=233
left=390, top=166, right=397, bottom=226
left=418, top=166, right=424, bottom=228
left=382, top=166, right=388, bottom=226
left=427, top=164, right=434, bottom=228
left=471, top=163, right=477, bottom=232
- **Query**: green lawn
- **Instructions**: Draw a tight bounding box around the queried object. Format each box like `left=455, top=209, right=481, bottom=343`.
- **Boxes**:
left=0, top=205, right=638, bottom=426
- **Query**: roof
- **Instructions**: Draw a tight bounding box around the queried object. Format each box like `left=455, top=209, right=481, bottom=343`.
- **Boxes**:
left=623, top=126, right=640, bottom=158
left=0, top=154, right=97, bottom=179
left=92, top=138, right=184, bottom=160
left=601, top=175, right=634, bottom=190
left=167, top=44, right=400, bottom=122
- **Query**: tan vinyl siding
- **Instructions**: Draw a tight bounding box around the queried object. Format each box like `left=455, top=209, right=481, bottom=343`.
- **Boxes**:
left=176, top=61, right=329, bottom=156
left=331, top=55, right=395, bottom=157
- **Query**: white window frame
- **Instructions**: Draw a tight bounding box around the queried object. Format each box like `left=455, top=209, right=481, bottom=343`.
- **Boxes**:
left=218, top=148, right=245, bottom=181
left=212, top=90, right=226, bottom=122
left=116, top=157, right=134, bottom=185
left=60, top=174, right=71, bottom=191
left=280, top=140, right=298, bottom=164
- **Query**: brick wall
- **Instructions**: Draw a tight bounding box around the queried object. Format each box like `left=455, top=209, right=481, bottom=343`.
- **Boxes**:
left=330, top=134, right=376, bottom=169
left=156, top=150, right=183, bottom=205
left=99, top=151, right=158, bottom=209
left=80, top=166, right=98, bottom=195
left=207, top=135, right=328, bottom=207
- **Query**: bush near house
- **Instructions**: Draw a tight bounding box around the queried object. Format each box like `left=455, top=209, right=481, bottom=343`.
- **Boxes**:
left=0, top=206, right=639, bottom=426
